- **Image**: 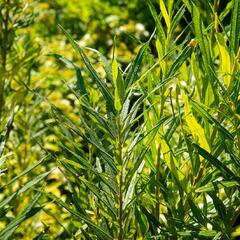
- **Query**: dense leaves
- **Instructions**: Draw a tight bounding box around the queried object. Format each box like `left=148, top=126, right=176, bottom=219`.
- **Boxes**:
left=0, top=0, right=239, bottom=239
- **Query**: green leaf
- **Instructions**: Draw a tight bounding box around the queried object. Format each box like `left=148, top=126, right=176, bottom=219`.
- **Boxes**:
left=230, top=0, right=240, bottom=55
left=124, top=147, right=148, bottom=209
left=2, top=155, right=48, bottom=189
left=52, top=54, right=88, bottom=99
left=17, top=171, right=51, bottom=195
left=170, top=5, right=185, bottom=34
left=188, top=199, right=206, bottom=226
left=81, top=103, right=116, bottom=138
left=167, top=45, right=192, bottom=78
left=191, top=2, right=216, bottom=94
left=59, top=25, right=115, bottom=114
left=41, top=191, right=113, bottom=240
left=112, top=57, right=125, bottom=112
left=196, top=180, right=239, bottom=192
left=0, top=112, right=14, bottom=156
left=53, top=109, right=117, bottom=172
left=159, top=0, right=170, bottom=30
left=58, top=145, right=118, bottom=194
left=147, top=0, right=166, bottom=43
left=125, top=42, right=149, bottom=89
left=191, top=100, right=234, bottom=140
left=83, top=180, right=117, bottom=218
left=0, top=191, right=42, bottom=239
left=0, top=193, right=17, bottom=209
left=136, top=206, right=149, bottom=236
left=0, top=171, right=51, bottom=209
left=208, top=191, right=226, bottom=221
left=85, top=47, right=113, bottom=84
left=198, top=230, right=219, bottom=237
left=1, top=207, right=42, bottom=240
left=79, top=115, right=116, bottom=172
left=140, top=205, right=161, bottom=229
left=192, top=143, right=236, bottom=179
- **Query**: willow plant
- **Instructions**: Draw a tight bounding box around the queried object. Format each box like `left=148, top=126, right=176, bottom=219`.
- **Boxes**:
left=44, top=0, right=240, bottom=239
left=44, top=24, right=164, bottom=239
left=0, top=2, right=47, bottom=239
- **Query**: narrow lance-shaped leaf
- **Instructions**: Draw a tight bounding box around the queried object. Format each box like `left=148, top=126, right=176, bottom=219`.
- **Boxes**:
left=53, top=108, right=117, bottom=172
left=147, top=0, right=166, bottom=43
left=0, top=111, right=14, bottom=157
left=170, top=5, right=185, bottom=34
left=18, top=171, right=51, bottom=195
left=81, top=103, right=116, bottom=138
left=64, top=174, right=85, bottom=214
left=79, top=115, right=117, bottom=172
left=184, top=94, right=210, bottom=153
left=208, top=191, right=226, bottom=221
left=125, top=42, right=149, bottom=89
left=192, top=143, right=237, bottom=179
left=191, top=2, right=216, bottom=90
left=160, top=0, right=170, bottom=30
left=188, top=199, right=206, bottom=227
left=167, top=44, right=192, bottom=78
left=215, top=33, right=231, bottom=87
left=0, top=170, right=51, bottom=210
left=156, top=38, right=167, bottom=75
left=52, top=54, right=88, bottom=99
left=230, top=0, right=240, bottom=55
left=2, top=155, right=49, bottom=189
left=0, top=191, right=43, bottom=239
left=191, top=100, right=234, bottom=141
left=41, top=191, right=113, bottom=240
left=160, top=138, right=185, bottom=182
left=196, top=180, right=239, bottom=192
left=82, top=179, right=117, bottom=218
left=85, top=47, right=113, bottom=84
left=123, top=148, right=147, bottom=209
left=58, top=138, right=118, bottom=194
left=112, top=56, right=125, bottom=112
left=59, top=25, right=115, bottom=113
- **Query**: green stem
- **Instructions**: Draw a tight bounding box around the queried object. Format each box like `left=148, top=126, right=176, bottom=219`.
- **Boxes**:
left=117, top=114, right=123, bottom=240
left=155, top=146, right=161, bottom=220
left=0, top=0, right=10, bottom=118
left=119, top=167, right=123, bottom=240
left=2, top=0, right=9, bottom=70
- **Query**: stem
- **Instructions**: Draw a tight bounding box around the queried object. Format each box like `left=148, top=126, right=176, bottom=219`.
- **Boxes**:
left=0, top=0, right=10, bottom=118
left=117, top=114, right=123, bottom=240
left=2, top=0, right=10, bottom=70
left=119, top=166, right=123, bottom=240
left=155, top=146, right=161, bottom=220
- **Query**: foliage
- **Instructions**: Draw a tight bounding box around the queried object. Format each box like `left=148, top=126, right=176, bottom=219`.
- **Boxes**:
left=0, top=0, right=239, bottom=239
